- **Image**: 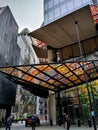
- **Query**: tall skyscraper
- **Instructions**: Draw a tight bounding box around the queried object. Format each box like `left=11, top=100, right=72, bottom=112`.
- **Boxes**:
left=44, top=0, right=94, bottom=25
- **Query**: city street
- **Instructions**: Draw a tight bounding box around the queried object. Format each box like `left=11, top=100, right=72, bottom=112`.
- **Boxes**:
left=0, top=121, right=97, bottom=130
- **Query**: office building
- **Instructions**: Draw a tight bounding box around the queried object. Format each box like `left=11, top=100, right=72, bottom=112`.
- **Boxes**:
left=0, top=6, right=20, bottom=119
left=43, top=0, right=96, bottom=25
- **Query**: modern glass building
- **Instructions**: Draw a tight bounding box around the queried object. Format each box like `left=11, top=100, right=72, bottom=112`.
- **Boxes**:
left=43, top=0, right=96, bottom=25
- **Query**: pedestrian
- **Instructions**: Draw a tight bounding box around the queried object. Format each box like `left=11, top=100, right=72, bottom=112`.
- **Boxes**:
left=5, top=117, right=12, bottom=130
left=66, top=115, right=70, bottom=130
left=58, top=116, right=61, bottom=126
left=64, top=114, right=67, bottom=128
left=1, top=117, right=5, bottom=127
left=45, top=115, right=47, bottom=122
left=31, top=116, right=36, bottom=130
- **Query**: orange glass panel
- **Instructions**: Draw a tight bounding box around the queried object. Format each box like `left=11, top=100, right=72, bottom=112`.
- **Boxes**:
left=29, top=68, right=39, bottom=76
left=22, top=74, right=32, bottom=81
left=0, top=67, right=14, bottom=74
left=18, top=66, right=31, bottom=72
left=35, top=65, right=47, bottom=70
left=74, top=79, right=81, bottom=84
left=69, top=75, right=77, bottom=81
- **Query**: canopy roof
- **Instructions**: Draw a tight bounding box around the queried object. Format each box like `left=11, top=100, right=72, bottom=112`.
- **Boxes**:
left=0, top=60, right=98, bottom=98
left=29, top=5, right=97, bottom=49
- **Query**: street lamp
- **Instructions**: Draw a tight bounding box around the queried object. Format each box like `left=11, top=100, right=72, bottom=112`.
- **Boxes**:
left=75, top=21, right=97, bottom=130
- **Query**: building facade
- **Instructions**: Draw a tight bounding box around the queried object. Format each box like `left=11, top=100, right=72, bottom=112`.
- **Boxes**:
left=15, top=28, right=48, bottom=120
left=0, top=6, right=20, bottom=119
left=42, top=0, right=98, bottom=126
left=44, top=0, right=95, bottom=25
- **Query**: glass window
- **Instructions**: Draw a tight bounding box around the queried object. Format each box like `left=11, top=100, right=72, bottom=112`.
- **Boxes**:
left=60, top=0, right=64, bottom=2
left=82, top=0, right=91, bottom=4
left=49, top=11, right=54, bottom=21
left=61, top=3, right=67, bottom=15
left=48, top=0, right=53, bottom=8
left=54, top=7, right=60, bottom=18
left=44, top=14, right=48, bottom=23
left=45, top=3, right=48, bottom=10
left=67, top=0, right=74, bottom=12
left=74, top=0, right=82, bottom=8
left=54, top=0, right=59, bottom=5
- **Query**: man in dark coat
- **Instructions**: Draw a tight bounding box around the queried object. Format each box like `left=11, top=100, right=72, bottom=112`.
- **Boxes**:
left=31, top=116, right=36, bottom=130
left=5, top=117, right=12, bottom=130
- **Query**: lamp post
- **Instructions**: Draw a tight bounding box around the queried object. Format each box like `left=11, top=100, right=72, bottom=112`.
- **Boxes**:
left=75, top=21, right=97, bottom=130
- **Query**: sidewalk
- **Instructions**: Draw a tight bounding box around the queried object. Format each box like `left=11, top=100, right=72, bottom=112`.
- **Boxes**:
left=0, top=121, right=97, bottom=130
left=36, top=125, right=96, bottom=130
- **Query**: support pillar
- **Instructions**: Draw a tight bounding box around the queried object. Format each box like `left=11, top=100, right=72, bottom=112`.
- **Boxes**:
left=49, top=92, right=56, bottom=125
left=47, top=46, right=57, bottom=125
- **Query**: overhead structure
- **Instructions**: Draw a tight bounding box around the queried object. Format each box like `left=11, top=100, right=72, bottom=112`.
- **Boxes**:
left=29, top=5, right=98, bottom=60
left=0, top=60, right=98, bottom=97
left=29, top=5, right=97, bottom=49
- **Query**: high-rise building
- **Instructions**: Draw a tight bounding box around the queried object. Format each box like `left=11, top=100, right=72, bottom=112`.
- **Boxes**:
left=0, top=6, right=20, bottom=119
left=15, top=28, right=48, bottom=119
left=44, top=0, right=94, bottom=25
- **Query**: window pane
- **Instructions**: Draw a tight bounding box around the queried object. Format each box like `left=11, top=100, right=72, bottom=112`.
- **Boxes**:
left=45, top=3, right=48, bottom=10
left=48, top=0, right=53, bottom=8
left=45, top=14, right=48, bottom=22
left=60, top=0, right=64, bottom=2
left=54, top=8, right=60, bottom=18
left=61, top=4, right=67, bottom=15
left=49, top=11, right=54, bottom=21
left=74, top=0, right=82, bottom=8
left=54, top=0, right=59, bottom=5
left=67, top=0, right=74, bottom=12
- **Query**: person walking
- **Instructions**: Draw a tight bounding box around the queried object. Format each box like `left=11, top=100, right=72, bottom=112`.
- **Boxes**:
left=31, top=116, right=36, bottom=130
left=5, top=117, right=12, bottom=130
left=66, top=115, right=70, bottom=130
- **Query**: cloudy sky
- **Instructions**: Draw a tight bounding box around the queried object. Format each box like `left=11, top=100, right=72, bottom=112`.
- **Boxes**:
left=0, top=0, right=44, bottom=32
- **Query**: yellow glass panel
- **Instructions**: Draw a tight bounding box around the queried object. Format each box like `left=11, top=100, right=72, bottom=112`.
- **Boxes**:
left=65, top=72, right=73, bottom=77
left=48, top=79, right=55, bottom=84
left=40, top=82, right=49, bottom=88
left=74, top=68, right=84, bottom=75
left=11, top=69, right=18, bottom=76
left=56, top=65, right=69, bottom=74
left=0, top=67, right=14, bottom=74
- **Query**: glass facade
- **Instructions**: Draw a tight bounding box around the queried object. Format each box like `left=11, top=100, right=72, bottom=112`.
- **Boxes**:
left=56, top=79, right=98, bottom=125
left=44, top=0, right=93, bottom=25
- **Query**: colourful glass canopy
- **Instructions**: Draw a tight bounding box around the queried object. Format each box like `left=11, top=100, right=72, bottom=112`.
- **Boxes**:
left=0, top=60, right=98, bottom=97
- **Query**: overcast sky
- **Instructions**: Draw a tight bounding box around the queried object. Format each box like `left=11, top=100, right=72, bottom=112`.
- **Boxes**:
left=0, top=0, right=44, bottom=32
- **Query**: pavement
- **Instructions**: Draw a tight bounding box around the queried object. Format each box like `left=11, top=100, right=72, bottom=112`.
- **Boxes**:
left=0, top=121, right=97, bottom=130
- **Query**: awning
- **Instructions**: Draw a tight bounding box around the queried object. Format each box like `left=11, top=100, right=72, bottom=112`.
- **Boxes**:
left=29, top=5, right=97, bottom=49
left=0, top=60, right=98, bottom=97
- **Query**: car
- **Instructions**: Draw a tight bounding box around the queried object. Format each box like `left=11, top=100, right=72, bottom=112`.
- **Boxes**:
left=25, top=116, right=40, bottom=127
